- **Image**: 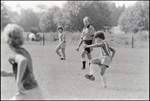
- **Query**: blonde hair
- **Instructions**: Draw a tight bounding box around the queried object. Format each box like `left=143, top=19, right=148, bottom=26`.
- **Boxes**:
left=3, top=24, right=24, bottom=48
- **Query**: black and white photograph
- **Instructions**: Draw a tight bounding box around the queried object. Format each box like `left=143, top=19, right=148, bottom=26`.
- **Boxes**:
left=1, top=0, right=149, bottom=100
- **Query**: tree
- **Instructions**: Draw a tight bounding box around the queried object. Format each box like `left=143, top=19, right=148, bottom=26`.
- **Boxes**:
left=39, top=6, right=60, bottom=32
left=18, top=8, right=40, bottom=32
left=108, top=2, right=126, bottom=27
left=1, top=2, right=11, bottom=30
left=118, top=1, right=149, bottom=33
left=6, top=6, right=20, bottom=24
left=62, top=1, right=111, bottom=32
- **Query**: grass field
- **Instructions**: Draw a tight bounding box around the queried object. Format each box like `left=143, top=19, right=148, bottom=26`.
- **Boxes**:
left=1, top=40, right=149, bottom=100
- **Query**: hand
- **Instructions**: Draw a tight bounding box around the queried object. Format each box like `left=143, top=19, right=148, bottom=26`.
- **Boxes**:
left=76, top=47, right=79, bottom=51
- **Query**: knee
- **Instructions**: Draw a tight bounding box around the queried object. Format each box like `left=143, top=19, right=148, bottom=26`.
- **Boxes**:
left=81, top=53, right=85, bottom=58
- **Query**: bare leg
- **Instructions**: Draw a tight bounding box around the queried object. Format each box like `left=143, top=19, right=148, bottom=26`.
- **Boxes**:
left=55, top=44, right=61, bottom=57
left=81, top=50, right=88, bottom=69
left=90, top=58, right=100, bottom=75
left=100, top=65, right=107, bottom=88
left=87, top=53, right=92, bottom=66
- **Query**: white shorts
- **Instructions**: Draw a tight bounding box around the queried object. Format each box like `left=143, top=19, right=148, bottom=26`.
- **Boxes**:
left=11, top=86, right=44, bottom=100
left=99, top=56, right=112, bottom=66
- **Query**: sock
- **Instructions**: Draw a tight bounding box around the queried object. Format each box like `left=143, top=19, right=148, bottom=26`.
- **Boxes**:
left=82, top=61, right=86, bottom=69
left=90, top=64, right=94, bottom=75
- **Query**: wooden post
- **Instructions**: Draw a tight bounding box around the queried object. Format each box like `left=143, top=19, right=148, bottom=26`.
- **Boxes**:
left=132, top=35, right=134, bottom=48
left=43, top=33, right=45, bottom=46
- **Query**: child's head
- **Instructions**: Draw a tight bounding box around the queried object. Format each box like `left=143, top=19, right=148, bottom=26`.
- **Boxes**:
left=3, top=24, right=24, bottom=49
left=95, top=31, right=105, bottom=41
left=83, top=16, right=91, bottom=27
left=57, top=26, right=63, bottom=33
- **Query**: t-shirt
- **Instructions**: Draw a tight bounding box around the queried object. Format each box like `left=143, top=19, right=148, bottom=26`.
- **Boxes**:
left=59, top=32, right=66, bottom=43
left=96, top=40, right=114, bottom=57
left=9, top=48, right=38, bottom=90
left=81, top=25, right=95, bottom=41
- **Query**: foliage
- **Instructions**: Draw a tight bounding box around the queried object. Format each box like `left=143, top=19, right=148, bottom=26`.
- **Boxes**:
left=18, top=8, right=40, bottom=32
left=118, top=1, right=149, bottom=33
left=108, top=2, right=126, bottom=26
left=30, top=27, right=38, bottom=34
left=61, top=1, right=111, bottom=32
left=1, top=2, right=11, bottom=30
left=39, top=6, right=60, bottom=32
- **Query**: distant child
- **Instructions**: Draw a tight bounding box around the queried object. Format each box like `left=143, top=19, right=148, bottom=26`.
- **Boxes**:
left=83, top=31, right=116, bottom=88
left=55, top=26, right=66, bottom=60
left=76, top=16, right=95, bottom=69
left=2, top=24, right=44, bottom=100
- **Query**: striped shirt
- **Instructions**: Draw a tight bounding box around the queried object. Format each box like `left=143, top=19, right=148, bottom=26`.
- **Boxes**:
left=97, top=40, right=114, bottom=57
left=81, top=25, right=95, bottom=41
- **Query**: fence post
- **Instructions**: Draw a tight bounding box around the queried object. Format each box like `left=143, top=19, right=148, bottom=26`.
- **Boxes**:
left=43, top=33, right=45, bottom=46
left=132, top=35, right=134, bottom=48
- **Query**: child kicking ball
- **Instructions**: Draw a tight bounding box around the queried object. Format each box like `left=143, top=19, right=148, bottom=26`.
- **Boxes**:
left=2, top=24, right=44, bottom=100
left=83, top=31, right=116, bottom=88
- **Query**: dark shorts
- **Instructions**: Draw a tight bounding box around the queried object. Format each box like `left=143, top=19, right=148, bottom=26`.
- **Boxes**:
left=83, top=40, right=92, bottom=53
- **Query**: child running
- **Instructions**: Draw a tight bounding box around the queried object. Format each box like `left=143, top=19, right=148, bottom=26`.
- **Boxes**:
left=55, top=26, right=66, bottom=60
left=2, top=24, right=44, bottom=100
left=83, top=31, right=116, bottom=88
left=76, top=16, right=95, bottom=69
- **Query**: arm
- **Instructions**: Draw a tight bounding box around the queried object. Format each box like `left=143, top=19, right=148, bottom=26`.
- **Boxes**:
left=110, top=47, right=116, bottom=60
left=91, top=26, right=96, bottom=44
left=76, top=38, right=83, bottom=51
left=90, top=26, right=96, bottom=51
left=1, top=71, right=14, bottom=77
left=84, top=44, right=98, bottom=49
left=1, top=54, right=16, bottom=77
left=15, top=54, right=27, bottom=93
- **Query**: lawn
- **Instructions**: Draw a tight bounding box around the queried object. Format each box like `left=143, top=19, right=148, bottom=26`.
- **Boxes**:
left=1, top=40, right=149, bottom=100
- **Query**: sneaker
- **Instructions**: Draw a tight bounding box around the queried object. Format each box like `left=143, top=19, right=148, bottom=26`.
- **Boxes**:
left=104, top=86, right=107, bottom=88
left=81, top=67, right=85, bottom=70
left=85, top=74, right=95, bottom=81
left=60, top=57, right=63, bottom=60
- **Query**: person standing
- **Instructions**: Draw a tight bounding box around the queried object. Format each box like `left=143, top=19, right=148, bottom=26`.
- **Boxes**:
left=76, top=16, right=95, bottom=69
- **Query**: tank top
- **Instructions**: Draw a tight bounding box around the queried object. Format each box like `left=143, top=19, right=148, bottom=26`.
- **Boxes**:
left=10, top=48, right=38, bottom=90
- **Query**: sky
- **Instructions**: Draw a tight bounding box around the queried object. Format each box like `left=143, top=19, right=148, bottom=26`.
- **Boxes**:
left=3, top=1, right=138, bottom=13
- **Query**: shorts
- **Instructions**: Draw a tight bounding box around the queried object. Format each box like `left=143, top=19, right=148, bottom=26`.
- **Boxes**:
left=83, top=40, right=92, bottom=53
left=99, top=56, right=112, bottom=67
left=61, top=42, right=66, bottom=48
left=11, top=86, right=44, bottom=100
